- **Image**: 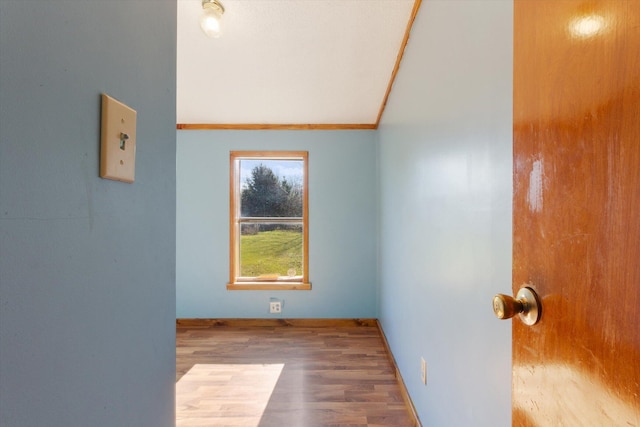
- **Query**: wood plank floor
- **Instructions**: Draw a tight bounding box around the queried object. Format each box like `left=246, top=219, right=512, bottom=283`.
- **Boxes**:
left=176, top=323, right=416, bottom=427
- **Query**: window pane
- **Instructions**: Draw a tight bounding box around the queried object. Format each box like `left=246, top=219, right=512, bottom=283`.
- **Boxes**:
left=240, top=159, right=304, bottom=218
left=239, top=223, right=303, bottom=279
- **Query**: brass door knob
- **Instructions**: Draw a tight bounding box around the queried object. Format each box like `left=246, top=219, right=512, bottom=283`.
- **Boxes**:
left=492, top=286, right=541, bottom=325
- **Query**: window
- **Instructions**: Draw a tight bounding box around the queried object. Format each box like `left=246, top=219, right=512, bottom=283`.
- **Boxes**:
left=227, top=151, right=310, bottom=290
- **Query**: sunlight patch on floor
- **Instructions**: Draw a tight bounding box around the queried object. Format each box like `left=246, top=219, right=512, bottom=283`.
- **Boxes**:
left=176, top=363, right=285, bottom=426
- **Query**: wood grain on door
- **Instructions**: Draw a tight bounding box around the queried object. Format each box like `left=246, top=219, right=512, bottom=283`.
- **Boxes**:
left=513, top=0, right=640, bottom=425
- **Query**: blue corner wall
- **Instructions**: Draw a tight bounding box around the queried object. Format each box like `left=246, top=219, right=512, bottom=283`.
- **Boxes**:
left=176, top=130, right=378, bottom=318
left=0, top=1, right=177, bottom=425
left=377, top=1, right=513, bottom=425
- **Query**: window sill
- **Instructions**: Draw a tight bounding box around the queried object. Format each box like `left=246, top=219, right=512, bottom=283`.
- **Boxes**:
left=227, top=282, right=312, bottom=291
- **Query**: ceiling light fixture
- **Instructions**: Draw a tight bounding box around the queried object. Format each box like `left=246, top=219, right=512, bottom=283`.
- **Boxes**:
left=200, top=0, right=225, bottom=38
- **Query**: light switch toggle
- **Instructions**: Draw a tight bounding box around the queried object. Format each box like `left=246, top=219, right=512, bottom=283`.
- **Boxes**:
left=120, top=132, right=129, bottom=150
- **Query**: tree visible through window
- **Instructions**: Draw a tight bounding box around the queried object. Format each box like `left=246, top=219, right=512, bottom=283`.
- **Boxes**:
left=228, top=151, right=310, bottom=290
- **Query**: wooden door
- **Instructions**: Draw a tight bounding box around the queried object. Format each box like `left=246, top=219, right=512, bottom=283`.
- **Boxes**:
left=512, top=1, right=640, bottom=425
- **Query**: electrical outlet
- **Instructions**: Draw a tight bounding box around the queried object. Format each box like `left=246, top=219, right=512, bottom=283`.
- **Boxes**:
left=420, top=357, right=427, bottom=385
left=269, top=301, right=282, bottom=314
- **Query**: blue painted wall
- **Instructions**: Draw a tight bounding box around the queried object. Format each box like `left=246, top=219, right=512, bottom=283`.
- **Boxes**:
left=377, top=1, right=513, bottom=425
left=176, top=130, right=378, bottom=318
left=0, top=1, right=176, bottom=426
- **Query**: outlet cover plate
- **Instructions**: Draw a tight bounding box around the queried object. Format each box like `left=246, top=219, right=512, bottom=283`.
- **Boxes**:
left=269, top=302, right=282, bottom=313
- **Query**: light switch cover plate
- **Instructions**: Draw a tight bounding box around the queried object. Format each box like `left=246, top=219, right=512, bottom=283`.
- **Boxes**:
left=100, top=94, right=136, bottom=183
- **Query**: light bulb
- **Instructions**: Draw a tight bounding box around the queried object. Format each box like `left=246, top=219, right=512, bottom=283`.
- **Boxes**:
left=200, top=0, right=224, bottom=38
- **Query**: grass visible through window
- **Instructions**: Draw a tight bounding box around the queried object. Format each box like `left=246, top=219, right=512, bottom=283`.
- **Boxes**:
left=240, top=229, right=303, bottom=278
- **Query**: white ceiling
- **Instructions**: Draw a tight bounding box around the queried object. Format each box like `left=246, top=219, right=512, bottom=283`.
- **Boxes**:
left=177, top=0, right=417, bottom=127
